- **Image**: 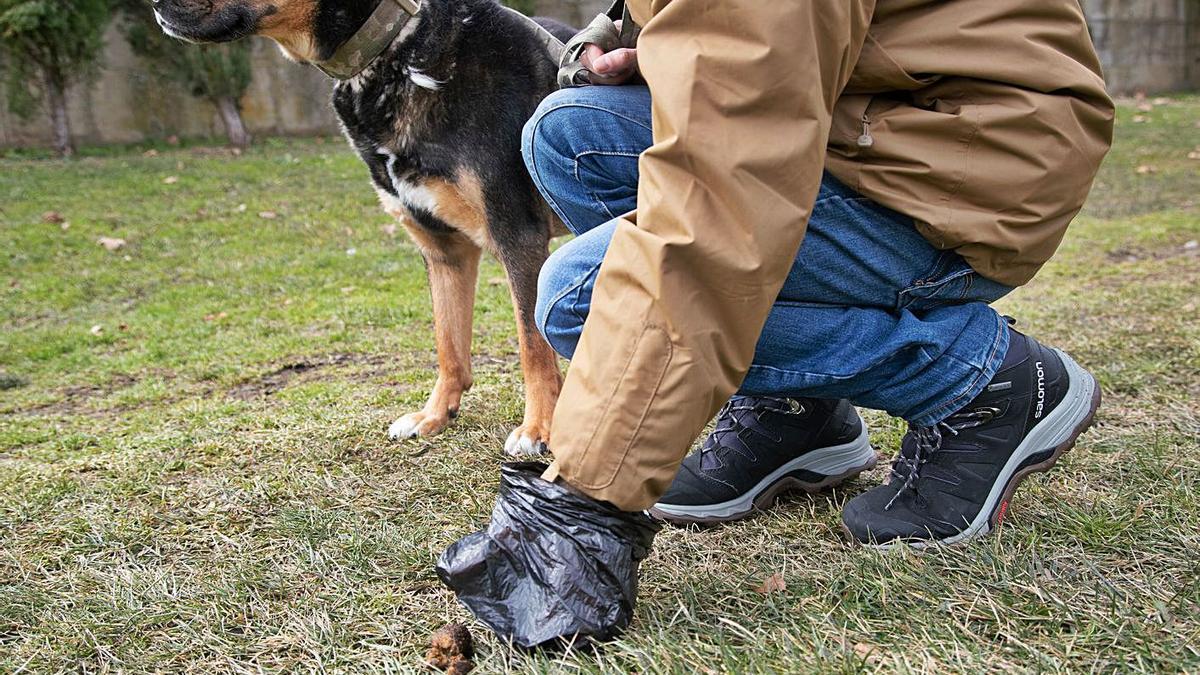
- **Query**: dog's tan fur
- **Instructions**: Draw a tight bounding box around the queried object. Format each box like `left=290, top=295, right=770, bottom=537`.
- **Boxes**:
left=383, top=169, right=563, bottom=448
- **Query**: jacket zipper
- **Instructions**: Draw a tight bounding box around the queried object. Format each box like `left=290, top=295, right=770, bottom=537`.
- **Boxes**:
left=857, top=113, right=874, bottom=148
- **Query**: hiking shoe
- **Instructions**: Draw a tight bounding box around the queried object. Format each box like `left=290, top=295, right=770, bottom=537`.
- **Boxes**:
left=650, top=397, right=876, bottom=524
left=841, top=330, right=1101, bottom=548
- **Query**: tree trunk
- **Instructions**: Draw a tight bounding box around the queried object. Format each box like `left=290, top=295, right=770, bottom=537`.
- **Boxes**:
left=44, top=73, right=74, bottom=158
left=215, top=95, right=250, bottom=148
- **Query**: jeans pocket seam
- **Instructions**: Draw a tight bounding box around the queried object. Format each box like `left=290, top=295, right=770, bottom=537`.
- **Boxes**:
left=572, top=155, right=623, bottom=222
left=897, top=254, right=974, bottom=310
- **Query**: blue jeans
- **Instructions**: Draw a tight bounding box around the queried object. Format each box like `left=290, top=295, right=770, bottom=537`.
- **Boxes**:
left=522, top=86, right=1014, bottom=426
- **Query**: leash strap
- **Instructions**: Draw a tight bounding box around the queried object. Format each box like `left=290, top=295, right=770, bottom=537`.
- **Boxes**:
left=557, top=0, right=640, bottom=88
left=314, top=0, right=640, bottom=86
left=500, top=6, right=568, bottom=65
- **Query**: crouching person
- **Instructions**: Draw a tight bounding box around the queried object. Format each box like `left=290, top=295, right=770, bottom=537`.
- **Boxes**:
left=439, top=0, right=1114, bottom=648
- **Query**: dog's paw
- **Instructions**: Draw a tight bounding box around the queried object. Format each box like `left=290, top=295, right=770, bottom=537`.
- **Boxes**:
left=504, top=424, right=550, bottom=457
left=388, top=411, right=450, bottom=440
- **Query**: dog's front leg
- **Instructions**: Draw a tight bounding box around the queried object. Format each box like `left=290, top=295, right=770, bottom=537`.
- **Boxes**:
left=388, top=233, right=482, bottom=440
left=497, top=242, right=563, bottom=457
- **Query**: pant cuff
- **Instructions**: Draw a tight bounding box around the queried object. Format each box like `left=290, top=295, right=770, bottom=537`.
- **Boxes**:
left=906, top=311, right=1011, bottom=426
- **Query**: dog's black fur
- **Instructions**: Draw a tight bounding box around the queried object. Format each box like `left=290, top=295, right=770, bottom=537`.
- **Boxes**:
left=154, top=0, right=575, bottom=454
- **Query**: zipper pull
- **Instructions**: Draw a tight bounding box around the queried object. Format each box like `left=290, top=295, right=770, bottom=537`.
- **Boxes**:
left=857, top=114, right=874, bottom=148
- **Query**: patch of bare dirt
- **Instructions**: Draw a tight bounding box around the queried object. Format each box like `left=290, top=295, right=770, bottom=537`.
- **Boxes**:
left=15, top=373, right=138, bottom=416
left=225, top=353, right=392, bottom=400
left=1105, top=240, right=1199, bottom=264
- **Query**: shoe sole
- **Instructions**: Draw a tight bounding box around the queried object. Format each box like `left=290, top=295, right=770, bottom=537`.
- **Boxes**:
left=851, top=348, right=1102, bottom=550
left=649, top=419, right=877, bottom=525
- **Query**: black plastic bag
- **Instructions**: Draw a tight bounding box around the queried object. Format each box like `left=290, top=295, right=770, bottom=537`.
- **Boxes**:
left=436, top=462, right=661, bottom=649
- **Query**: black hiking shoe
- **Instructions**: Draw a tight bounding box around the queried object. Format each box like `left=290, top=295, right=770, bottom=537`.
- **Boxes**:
left=841, top=330, right=1101, bottom=548
left=650, top=397, right=876, bottom=525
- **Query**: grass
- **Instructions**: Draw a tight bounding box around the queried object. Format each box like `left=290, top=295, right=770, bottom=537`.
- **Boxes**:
left=1, top=97, right=1198, bottom=673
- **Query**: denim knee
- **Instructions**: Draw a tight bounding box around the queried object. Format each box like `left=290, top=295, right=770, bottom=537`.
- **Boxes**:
left=521, top=89, right=588, bottom=191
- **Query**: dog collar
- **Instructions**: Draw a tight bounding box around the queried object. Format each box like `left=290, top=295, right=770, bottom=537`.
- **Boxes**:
left=314, top=0, right=421, bottom=80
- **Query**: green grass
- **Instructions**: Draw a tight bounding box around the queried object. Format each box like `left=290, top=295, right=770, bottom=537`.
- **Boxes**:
left=2, top=96, right=1199, bottom=673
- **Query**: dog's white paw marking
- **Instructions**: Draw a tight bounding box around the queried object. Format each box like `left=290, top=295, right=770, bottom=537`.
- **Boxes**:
left=504, top=427, right=549, bottom=458
left=388, top=414, right=423, bottom=440
left=388, top=411, right=450, bottom=440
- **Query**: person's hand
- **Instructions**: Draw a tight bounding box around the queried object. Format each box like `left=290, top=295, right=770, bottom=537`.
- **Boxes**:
left=580, top=22, right=638, bottom=85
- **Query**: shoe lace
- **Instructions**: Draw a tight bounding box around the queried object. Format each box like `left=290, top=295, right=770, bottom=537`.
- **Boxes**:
left=885, top=406, right=1000, bottom=510
left=702, top=397, right=806, bottom=461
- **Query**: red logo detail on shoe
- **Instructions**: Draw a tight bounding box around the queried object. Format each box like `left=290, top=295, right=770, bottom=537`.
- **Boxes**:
left=996, top=500, right=1010, bottom=526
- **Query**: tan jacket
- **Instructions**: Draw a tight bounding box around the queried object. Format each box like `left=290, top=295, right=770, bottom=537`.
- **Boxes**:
left=543, top=0, right=1114, bottom=510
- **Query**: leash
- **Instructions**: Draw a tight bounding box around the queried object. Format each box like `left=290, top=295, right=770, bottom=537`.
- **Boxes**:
left=314, top=0, right=638, bottom=87
left=556, top=1, right=640, bottom=88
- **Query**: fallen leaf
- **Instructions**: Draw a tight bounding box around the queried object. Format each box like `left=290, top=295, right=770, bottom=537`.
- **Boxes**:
left=42, top=211, right=65, bottom=224
left=1152, top=97, right=1171, bottom=106
left=163, top=175, right=179, bottom=185
left=142, top=149, right=159, bottom=158
left=1136, top=102, right=1153, bottom=112
left=118, top=323, right=129, bottom=331
left=1132, top=115, right=1148, bottom=124
left=1135, top=165, right=1157, bottom=175
left=231, top=148, right=243, bottom=157
left=203, top=312, right=229, bottom=322
left=89, top=324, right=104, bottom=335
left=1134, top=502, right=1146, bottom=519
left=754, top=572, right=787, bottom=594
left=98, top=237, right=127, bottom=251
left=258, top=211, right=278, bottom=220
left=344, top=227, right=355, bottom=236
left=382, top=223, right=398, bottom=237
left=1188, top=150, right=1200, bottom=160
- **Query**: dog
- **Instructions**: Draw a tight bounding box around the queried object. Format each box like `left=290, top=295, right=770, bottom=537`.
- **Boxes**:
left=152, top=0, right=576, bottom=455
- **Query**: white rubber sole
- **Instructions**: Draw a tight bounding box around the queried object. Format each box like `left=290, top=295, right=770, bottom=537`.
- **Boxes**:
left=864, top=348, right=1100, bottom=550
left=651, top=418, right=876, bottom=524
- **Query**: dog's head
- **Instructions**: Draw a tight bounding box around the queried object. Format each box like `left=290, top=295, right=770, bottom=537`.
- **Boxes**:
left=153, top=0, right=379, bottom=62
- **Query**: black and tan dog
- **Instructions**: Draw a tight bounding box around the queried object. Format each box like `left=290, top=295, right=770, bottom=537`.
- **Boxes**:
left=152, top=0, right=574, bottom=455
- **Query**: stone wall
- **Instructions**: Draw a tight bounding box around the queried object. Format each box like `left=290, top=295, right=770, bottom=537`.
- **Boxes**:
left=1083, top=0, right=1200, bottom=94
left=1, top=0, right=1195, bottom=150
left=0, top=23, right=339, bottom=149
